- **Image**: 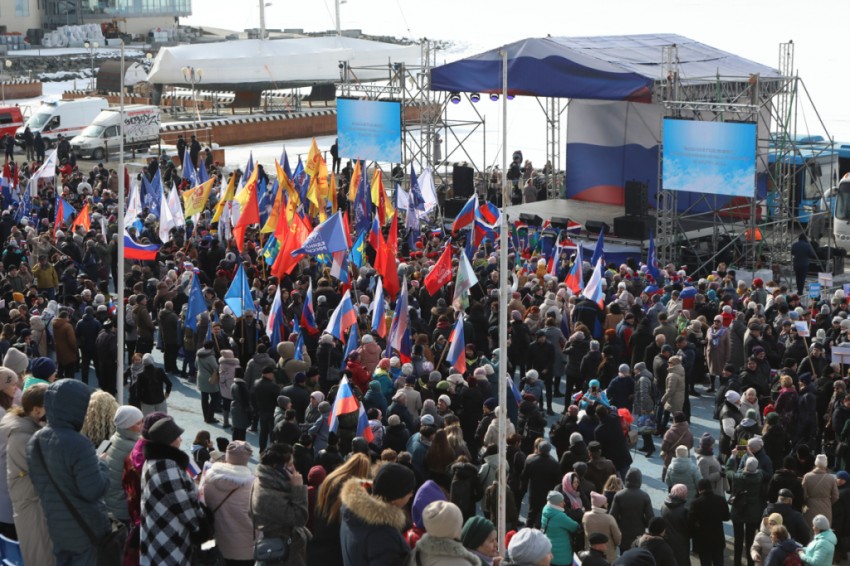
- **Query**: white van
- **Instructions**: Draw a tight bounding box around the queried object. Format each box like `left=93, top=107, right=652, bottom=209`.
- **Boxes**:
left=71, top=105, right=161, bottom=160
left=16, top=97, right=108, bottom=147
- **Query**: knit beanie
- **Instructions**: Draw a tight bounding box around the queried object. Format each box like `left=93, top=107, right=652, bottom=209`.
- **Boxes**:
left=670, top=483, right=688, bottom=500
left=0, top=368, right=17, bottom=388
left=225, top=441, right=253, bottom=465
left=569, top=432, right=583, bottom=447
left=147, top=417, right=184, bottom=446
left=675, top=445, right=689, bottom=458
left=768, top=513, right=783, bottom=526
left=113, top=405, right=144, bottom=430
left=507, top=528, right=552, bottom=564
left=422, top=500, right=463, bottom=540
left=744, top=457, right=759, bottom=473
left=372, top=463, right=416, bottom=502
left=591, top=491, right=607, bottom=508
left=698, top=433, right=715, bottom=455
left=461, top=516, right=496, bottom=551
left=29, top=357, right=56, bottom=381
left=747, top=436, right=764, bottom=452
left=3, top=347, right=28, bottom=376
left=815, top=454, right=828, bottom=469
left=318, top=401, right=331, bottom=414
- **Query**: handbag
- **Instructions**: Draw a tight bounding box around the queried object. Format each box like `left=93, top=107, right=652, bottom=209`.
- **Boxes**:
left=210, top=369, right=220, bottom=385
left=35, top=438, right=127, bottom=566
left=250, top=484, right=291, bottom=562
left=325, top=347, right=341, bottom=383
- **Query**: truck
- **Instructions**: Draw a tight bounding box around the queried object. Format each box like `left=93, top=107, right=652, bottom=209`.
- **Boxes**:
left=0, top=106, right=25, bottom=139
left=15, top=97, right=108, bottom=148
left=70, top=105, right=161, bottom=160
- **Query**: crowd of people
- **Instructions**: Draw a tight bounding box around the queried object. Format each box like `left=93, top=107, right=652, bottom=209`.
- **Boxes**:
left=0, top=143, right=847, bottom=566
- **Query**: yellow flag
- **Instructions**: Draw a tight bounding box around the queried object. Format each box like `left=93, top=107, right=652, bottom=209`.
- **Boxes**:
left=275, top=159, right=300, bottom=223
left=182, top=178, right=214, bottom=219
left=212, top=174, right=236, bottom=223
left=329, top=173, right=338, bottom=214
left=305, top=138, right=322, bottom=178
left=261, top=164, right=285, bottom=233
left=234, top=165, right=259, bottom=208
left=370, top=169, right=395, bottom=224
left=347, top=160, right=361, bottom=202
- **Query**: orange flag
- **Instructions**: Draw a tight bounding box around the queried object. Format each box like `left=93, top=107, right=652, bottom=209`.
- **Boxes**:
left=271, top=213, right=312, bottom=278
left=382, top=215, right=400, bottom=299
left=70, top=203, right=91, bottom=233
left=233, top=171, right=260, bottom=252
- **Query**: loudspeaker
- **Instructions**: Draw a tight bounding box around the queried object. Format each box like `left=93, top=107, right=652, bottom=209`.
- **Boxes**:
left=443, top=198, right=467, bottom=220
left=519, top=213, right=543, bottom=227
left=613, top=215, right=653, bottom=240
left=452, top=165, right=474, bottom=198
left=585, top=220, right=610, bottom=234
left=624, top=180, right=649, bottom=217
left=550, top=216, right=571, bottom=229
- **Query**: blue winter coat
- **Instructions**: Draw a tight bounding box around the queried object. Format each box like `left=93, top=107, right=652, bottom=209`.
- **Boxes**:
left=27, top=379, right=110, bottom=554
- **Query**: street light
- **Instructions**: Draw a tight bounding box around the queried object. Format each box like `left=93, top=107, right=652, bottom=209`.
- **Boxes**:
left=1, top=60, right=11, bottom=104
left=181, top=66, right=203, bottom=132
left=83, top=40, right=99, bottom=91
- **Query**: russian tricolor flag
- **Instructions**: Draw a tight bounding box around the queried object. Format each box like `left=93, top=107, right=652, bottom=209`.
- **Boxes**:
left=582, top=258, right=606, bottom=309
left=300, top=279, right=319, bottom=335
left=388, top=278, right=412, bottom=362
left=325, top=292, right=357, bottom=341
left=124, top=233, right=161, bottom=261
left=266, top=287, right=285, bottom=344
left=356, top=402, right=374, bottom=443
left=565, top=244, right=584, bottom=295
left=451, top=193, right=478, bottom=234
left=445, top=317, right=466, bottom=374
left=371, top=277, right=386, bottom=338
left=328, top=376, right=360, bottom=432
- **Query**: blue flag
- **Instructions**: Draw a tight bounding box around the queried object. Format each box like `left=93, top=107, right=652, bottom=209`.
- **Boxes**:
left=142, top=169, right=163, bottom=216
left=409, top=163, right=425, bottom=210
left=197, top=158, right=209, bottom=185
left=291, top=212, right=349, bottom=257
left=291, top=318, right=304, bottom=361
left=185, top=274, right=207, bottom=331
left=590, top=225, right=605, bottom=266
left=224, top=264, right=255, bottom=317
left=350, top=230, right=366, bottom=269
left=342, top=324, right=359, bottom=369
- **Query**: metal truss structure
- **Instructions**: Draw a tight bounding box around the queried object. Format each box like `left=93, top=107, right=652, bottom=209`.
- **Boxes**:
left=654, top=41, right=836, bottom=277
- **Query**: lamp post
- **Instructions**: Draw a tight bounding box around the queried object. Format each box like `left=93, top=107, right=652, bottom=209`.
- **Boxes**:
left=83, top=40, right=99, bottom=91
left=117, top=40, right=126, bottom=404
left=181, top=66, right=203, bottom=133
left=1, top=60, right=11, bottom=103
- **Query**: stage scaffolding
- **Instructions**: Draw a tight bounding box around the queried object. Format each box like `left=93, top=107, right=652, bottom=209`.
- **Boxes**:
left=654, top=41, right=836, bottom=277
left=336, top=40, right=486, bottom=194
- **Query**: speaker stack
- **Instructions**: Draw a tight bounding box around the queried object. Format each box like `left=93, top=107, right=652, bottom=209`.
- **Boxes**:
left=614, top=179, right=653, bottom=240
left=452, top=165, right=475, bottom=198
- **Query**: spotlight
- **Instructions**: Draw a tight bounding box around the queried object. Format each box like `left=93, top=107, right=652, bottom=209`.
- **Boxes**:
left=489, top=93, right=499, bottom=101
left=450, top=92, right=461, bottom=104
left=507, top=93, right=515, bottom=100
left=470, top=92, right=480, bottom=103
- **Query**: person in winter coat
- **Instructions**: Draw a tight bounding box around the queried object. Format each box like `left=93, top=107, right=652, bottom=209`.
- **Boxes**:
left=196, top=341, right=221, bottom=424
left=728, top=455, right=764, bottom=566
left=140, top=417, right=207, bottom=565
left=245, top=344, right=276, bottom=391
left=541, top=491, right=580, bottom=566
left=661, top=355, right=686, bottom=419
left=0, top=384, right=55, bottom=566
left=521, top=441, right=562, bottom=529
left=802, top=455, right=839, bottom=526
left=763, top=525, right=801, bottom=566
left=103, top=405, right=144, bottom=523
left=593, top=404, right=632, bottom=478
left=250, top=442, right=310, bottom=566
left=706, top=315, right=732, bottom=386
left=448, top=457, right=482, bottom=523
left=582, top=491, right=621, bottom=561
left=308, top=402, right=331, bottom=453
left=609, top=468, right=654, bottom=553
left=661, top=411, right=693, bottom=476
left=461, top=516, right=499, bottom=566
left=383, top=414, right=411, bottom=453
left=505, top=527, right=554, bottom=566
left=199, top=441, right=256, bottom=564
left=636, top=517, right=678, bottom=566
left=339, top=463, right=415, bottom=566
left=408, top=500, right=482, bottom=566
left=364, top=380, right=388, bottom=417
left=664, top=445, right=701, bottom=508
left=696, top=433, right=725, bottom=497
left=752, top=513, right=783, bottom=565
left=661, top=483, right=691, bottom=566
left=356, top=334, right=382, bottom=375
left=689, top=478, right=730, bottom=566
left=53, top=310, right=78, bottom=379
left=218, top=349, right=240, bottom=428
left=27, top=379, right=110, bottom=565
left=799, top=514, right=837, bottom=566
left=136, top=353, right=173, bottom=415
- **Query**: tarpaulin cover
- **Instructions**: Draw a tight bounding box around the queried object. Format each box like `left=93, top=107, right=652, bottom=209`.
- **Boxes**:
left=430, top=34, right=781, bottom=102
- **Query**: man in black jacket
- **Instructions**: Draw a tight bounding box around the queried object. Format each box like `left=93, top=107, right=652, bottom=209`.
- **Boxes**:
left=253, top=365, right=282, bottom=452
left=519, top=441, right=560, bottom=529
left=688, top=478, right=730, bottom=566
left=790, top=233, right=817, bottom=295
left=609, top=468, right=654, bottom=553
left=763, top=489, right=812, bottom=546
left=593, top=405, right=632, bottom=479
left=527, top=329, right=556, bottom=415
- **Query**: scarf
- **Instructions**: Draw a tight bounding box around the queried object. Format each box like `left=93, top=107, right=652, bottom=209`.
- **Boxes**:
left=130, top=361, right=145, bottom=381
left=561, top=472, right=584, bottom=510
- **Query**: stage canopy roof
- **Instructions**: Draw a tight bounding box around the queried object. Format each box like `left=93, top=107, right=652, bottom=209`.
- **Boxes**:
left=146, top=36, right=421, bottom=91
left=430, top=34, right=782, bottom=103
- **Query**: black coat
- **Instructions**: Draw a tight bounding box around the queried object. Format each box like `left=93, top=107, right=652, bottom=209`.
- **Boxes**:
left=609, top=469, right=654, bottom=551
left=767, top=469, right=804, bottom=512
left=593, top=413, right=632, bottom=472
left=520, top=453, right=561, bottom=512
left=661, top=497, right=690, bottom=566
left=636, top=535, right=677, bottom=566
left=763, top=501, right=812, bottom=546
left=688, top=491, right=729, bottom=553
left=449, top=462, right=482, bottom=522
left=576, top=548, right=610, bottom=566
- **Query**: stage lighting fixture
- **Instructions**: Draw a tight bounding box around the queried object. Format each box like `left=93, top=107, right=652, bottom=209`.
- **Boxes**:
left=450, top=92, right=461, bottom=104
left=507, top=93, right=515, bottom=100
left=470, top=92, right=481, bottom=103
left=489, top=93, right=499, bottom=101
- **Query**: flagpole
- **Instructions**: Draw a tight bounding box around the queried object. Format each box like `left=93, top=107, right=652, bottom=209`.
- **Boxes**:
left=117, top=40, right=125, bottom=403
left=497, top=48, right=508, bottom=557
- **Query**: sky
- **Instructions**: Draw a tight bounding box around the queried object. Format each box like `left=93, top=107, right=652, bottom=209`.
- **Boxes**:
left=183, top=0, right=850, bottom=167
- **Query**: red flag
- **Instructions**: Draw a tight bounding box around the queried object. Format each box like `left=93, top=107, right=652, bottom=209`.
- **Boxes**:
left=373, top=225, right=387, bottom=276
left=70, top=203, right=91, bottom=233
left=382, top=215, right=400, bottom=299
left=271, top=213, right=312, bottom=278
left=233, top=173, right=260, bottom=253
left=424, top=244, right=453, bottom=295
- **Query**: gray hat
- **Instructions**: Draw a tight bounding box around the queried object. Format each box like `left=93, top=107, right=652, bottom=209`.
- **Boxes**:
left=147, top=417, right=184, bottom=446
left=812, top=514, right=830, bottom=532
left=507, top=528, right=552, bottom=564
